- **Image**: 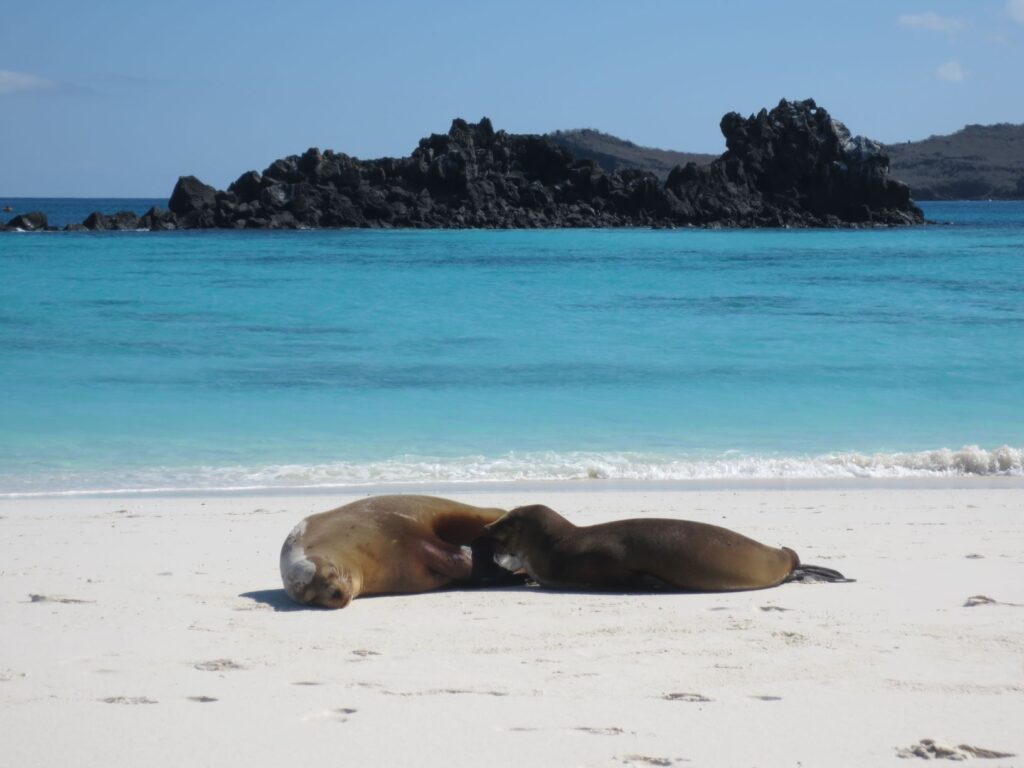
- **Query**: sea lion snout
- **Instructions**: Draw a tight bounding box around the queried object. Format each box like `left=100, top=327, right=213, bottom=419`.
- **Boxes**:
left=283, top=548, right=355, bottom=609
left=480, top=512, right=530, bottom=572
left=314, top=564, right=354, bottom=609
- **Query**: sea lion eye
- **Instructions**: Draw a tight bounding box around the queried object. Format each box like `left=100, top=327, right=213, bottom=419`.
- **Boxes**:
left=331, top=589, right=344, bottom=600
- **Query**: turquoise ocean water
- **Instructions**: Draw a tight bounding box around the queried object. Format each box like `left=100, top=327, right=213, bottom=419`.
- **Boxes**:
left=1, top=201, right=1022, bottom=494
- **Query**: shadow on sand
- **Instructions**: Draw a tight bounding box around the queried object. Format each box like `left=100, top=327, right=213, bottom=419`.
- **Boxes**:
left=237, top=582, right=719, bottom=613
left=239, top=588, right=310, bottom=612
left=238, top=583, right=538, bottom=612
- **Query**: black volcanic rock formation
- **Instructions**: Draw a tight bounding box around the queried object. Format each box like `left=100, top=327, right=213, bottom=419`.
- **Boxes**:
left=4, top=211, right=49, bottom=231
left=553, top=115, right=1024, bottom=202
left=662, top=99, right=922, bottom=226
left=2, top=99, right=924, bottom=232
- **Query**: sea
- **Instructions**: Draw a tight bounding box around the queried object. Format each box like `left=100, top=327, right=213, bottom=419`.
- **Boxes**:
left=1, top=199, right=1022, bottom=496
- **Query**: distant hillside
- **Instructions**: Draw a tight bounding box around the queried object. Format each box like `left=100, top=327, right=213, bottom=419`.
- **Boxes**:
left=550, top=123, right=1024, bottom=200
left=885, top=124, right=1024, bottom=200
left=548, top=129, right=715, bottom=179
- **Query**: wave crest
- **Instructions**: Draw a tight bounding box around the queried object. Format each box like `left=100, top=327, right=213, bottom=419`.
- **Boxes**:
left=2, top=444, right=1021, bottom=496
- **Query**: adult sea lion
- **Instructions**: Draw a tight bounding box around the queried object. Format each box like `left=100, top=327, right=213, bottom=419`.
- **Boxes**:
left=280, top=495, right=513, bottom=609
left=480, top=504, right=848, bottom=592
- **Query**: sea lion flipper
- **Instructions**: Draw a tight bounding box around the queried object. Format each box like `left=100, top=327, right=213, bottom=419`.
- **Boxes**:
left=785, top=564, right=855, bottom=584
left=418, top=539, right=474, bottom=581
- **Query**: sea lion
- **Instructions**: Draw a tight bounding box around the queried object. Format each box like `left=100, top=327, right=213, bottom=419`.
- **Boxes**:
left=480, top=504, right=848, bottom=592
left=280, top=495, right=514, bottom=609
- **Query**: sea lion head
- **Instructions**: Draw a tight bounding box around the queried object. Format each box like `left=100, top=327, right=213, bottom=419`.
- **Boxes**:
left=307, top=557, right=356, bottom=609
left=284, top=553, right=356, bottom=609
left=279, top=520, right=358, bottom=609
left=481, top=504, right=571, bottom=573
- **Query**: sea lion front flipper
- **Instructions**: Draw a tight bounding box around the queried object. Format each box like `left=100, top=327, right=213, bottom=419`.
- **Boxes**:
left=418, top=539, right=475, bottom=582
left=785, top=564, right=855, bottom=584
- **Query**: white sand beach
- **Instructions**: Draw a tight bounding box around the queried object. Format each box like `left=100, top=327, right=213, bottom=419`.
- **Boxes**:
left=1, top=484, right=1022, bottom=767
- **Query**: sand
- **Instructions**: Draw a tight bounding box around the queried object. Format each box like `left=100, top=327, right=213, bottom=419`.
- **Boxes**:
left=1, top=485, right=1022, bottom=767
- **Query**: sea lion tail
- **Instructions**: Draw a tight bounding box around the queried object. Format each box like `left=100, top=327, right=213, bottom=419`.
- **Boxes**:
left=785, top=564, right=855, bottom=584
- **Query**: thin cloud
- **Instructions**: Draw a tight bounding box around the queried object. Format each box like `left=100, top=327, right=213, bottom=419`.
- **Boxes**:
left=97, top=72, right=165, bottom=88
left=1008, top=0, right=1024, bottom=23
left=936, top=60, right=966, bottom=83
left=0, top=69, right=58, bottom=95
left=897, top=12, right=966, bottom=33
left=0, top=69, right=94, bottom=97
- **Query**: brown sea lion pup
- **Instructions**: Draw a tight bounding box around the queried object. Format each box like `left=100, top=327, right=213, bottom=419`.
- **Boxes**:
left=280, top=495, right=517, bottom=609
left=481, top=504, right=850, bottom=592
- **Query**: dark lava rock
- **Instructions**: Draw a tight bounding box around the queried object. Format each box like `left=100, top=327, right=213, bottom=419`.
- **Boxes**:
left=139, top=206, right=177, bottom=231
left=168, top=175, right=217, bottom=217
left=663, top=99, right=922, bottom=227
left=5, top=211, right=48, bottom=231
left=159, top=99, right=919, bottom=230
left=83, top=212, right=110, bottom=230
left=84, top=211, right=141, bottom=231
left=5, top=99, right=924, bottom=233
left=228, top=171, right=264, bottom=200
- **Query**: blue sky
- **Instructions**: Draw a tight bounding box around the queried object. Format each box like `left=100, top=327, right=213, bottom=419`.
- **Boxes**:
left=1, top=0, right=1021, bottom=196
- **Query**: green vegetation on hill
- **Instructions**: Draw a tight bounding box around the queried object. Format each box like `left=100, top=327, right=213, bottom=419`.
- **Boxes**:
left=549, top=123, right=1024, bottom=200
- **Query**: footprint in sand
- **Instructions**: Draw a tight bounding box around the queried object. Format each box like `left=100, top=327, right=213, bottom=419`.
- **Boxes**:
left=302, top=708, right=357, bottom=723
left=663, top=693, right=712, bottom=703
left=965, top=595, right=997, bottom=607
left=383, top=687, right=508, bottom=697
left=194, top=659, right=245, bottom=672
left=616, top=756, right=685, bottom=767
left=100, top=696, right=157, bottom=705
left=751, top=695, right=782, bottom=701
left=29, top=594, right=94, bottom=604
left=964, top=595, right=1024, bottom=608
left=188, top=696, right=218, bottom=703
left=896, top=738, right=1015, bottom=760
left=575, top=727, right=626, bottom=736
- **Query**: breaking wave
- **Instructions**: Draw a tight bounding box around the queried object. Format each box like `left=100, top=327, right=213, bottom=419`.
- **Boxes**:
left=2, top=444, right=1022, bottom=497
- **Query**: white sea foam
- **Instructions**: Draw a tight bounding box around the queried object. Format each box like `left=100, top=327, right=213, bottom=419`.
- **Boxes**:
left=1, top=445, right=1022, bottom=497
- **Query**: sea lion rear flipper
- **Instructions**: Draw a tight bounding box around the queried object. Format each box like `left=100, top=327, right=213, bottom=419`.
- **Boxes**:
left=785, top=564, right=855, bottom=584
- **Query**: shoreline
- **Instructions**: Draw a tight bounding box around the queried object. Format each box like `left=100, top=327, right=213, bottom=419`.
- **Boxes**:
left=4, top=473, right=1024, bottom=500
left=2, top=486, right=1021, bottom=766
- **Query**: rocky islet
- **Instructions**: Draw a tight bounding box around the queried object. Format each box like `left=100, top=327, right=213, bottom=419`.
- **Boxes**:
left=3, top=99, right=924, bottom=232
